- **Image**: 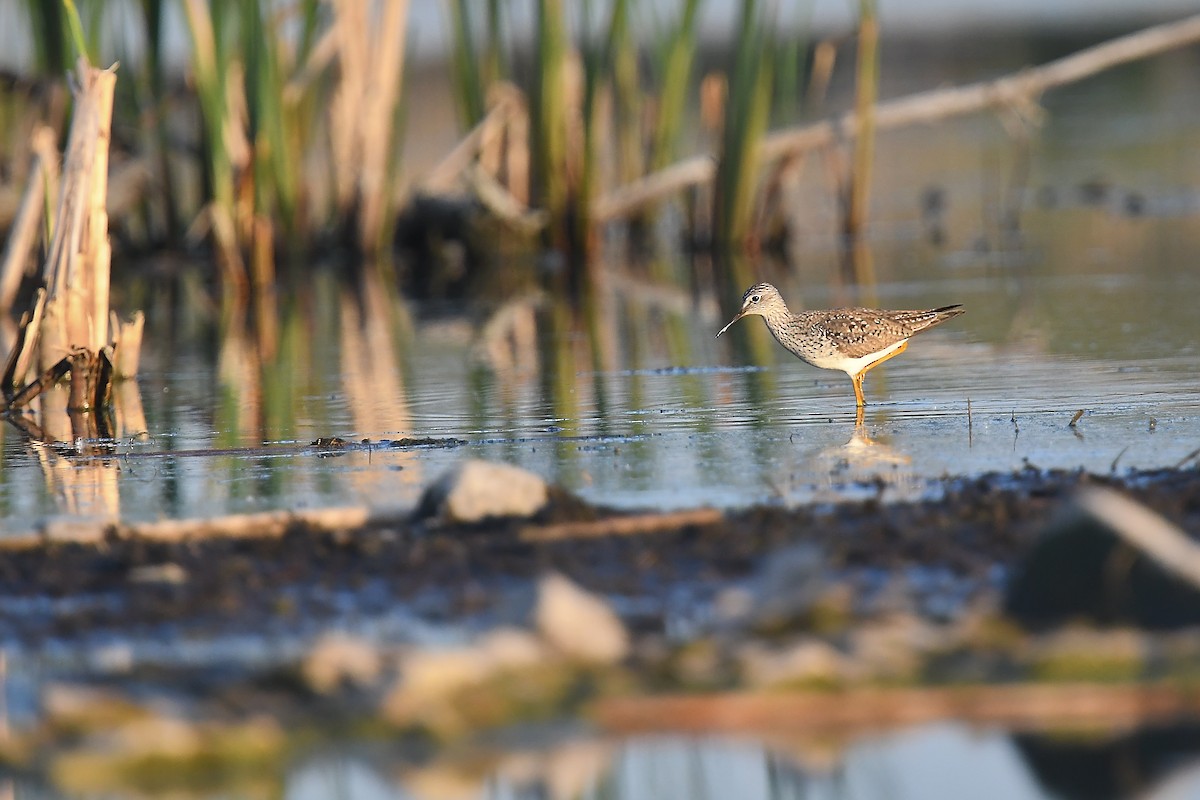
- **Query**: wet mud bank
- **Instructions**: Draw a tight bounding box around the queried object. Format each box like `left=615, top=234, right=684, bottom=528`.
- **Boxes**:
left=1, top=462, right=1198, bottom=655
left=4, top=461, right=1200, bottom=789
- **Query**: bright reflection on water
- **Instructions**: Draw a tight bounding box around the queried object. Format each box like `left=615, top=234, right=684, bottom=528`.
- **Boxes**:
left=1, top=48, right=1199, bottom=532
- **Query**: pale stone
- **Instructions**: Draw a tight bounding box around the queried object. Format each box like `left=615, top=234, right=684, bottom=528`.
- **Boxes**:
left=535, top=573, right=629, bottom=664
left=420, top=460, right=549, bottom=523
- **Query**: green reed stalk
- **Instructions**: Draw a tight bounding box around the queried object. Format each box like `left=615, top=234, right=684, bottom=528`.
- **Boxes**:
left=847, top=0, right=879, bottom=244
left=650, top=0, right=701, bottom=173
left=531, top=0, right=571, bottom=253
left=240, top=0, right=297, bottom=232
left=449, top=0, right=486, bottom=127
left=714, top=0, right=773, bottom=248
left=60, top=0, right=92, bottom=64
left=608, top=0, right=642, bottom=187
left=483, top=0, right=504, bottom=89
left=182, top=0, right=248, bottom=304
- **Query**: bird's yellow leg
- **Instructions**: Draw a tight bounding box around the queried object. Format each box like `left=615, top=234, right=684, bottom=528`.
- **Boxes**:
left=862, top=339, right=909, bottom=376
left=854, top=403, right=866, bottom=426
left=853, top=340, right=909, bottom=407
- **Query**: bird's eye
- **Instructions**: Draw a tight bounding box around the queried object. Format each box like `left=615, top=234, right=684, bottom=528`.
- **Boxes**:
left=750, top=295, right=761, bottom=303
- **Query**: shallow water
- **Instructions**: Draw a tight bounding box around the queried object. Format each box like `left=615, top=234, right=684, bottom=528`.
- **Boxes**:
left=0, top=46, right=1198, bottom=524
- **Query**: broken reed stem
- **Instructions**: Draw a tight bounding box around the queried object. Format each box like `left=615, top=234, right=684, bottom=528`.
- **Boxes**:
left=1, top=58, right=142, bottom=430
left=3, top=356, right=70, bottom=413
left=42, top=59, right=117, bottom=364
left=591, top=13, right=1200, bottom=221
left=1, top=289, right=46, bottom=402
left=0, top=127, right=59, bottom=315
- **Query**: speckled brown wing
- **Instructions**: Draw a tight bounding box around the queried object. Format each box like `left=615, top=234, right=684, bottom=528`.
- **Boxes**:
left=808, top=305, right=964, bottom=359
left=807, top=309, right=916, bottom=359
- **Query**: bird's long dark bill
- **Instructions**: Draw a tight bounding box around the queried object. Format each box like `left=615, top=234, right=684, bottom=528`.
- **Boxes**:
left=716, top=310, right=746, bottom=337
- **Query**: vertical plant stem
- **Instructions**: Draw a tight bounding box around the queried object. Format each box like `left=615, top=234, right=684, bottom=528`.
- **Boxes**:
left=714, top=0, right=773, bottom=251
left=846, top=0, right=879, bottom=286
left=650, top=0, right=700, bottom=173
left=449, top=0, right=486, bottom=127
left=532, top=0, right=570, bottom=252
left=182, top=0, right=248, bottom=306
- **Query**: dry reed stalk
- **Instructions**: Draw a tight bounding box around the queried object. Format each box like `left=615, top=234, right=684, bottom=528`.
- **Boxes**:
left=2, top=59, right=144, bottom=432
left=0, top=127, right=59, bottom=316
left=36, top=59, right=117, bottom=421
left=423, top=90, right=518, bottom=193
left=502, top=87, right=531, bottom=206
left=328, top=0, right=409, bottom=253
left=593, top=13, right=1200, bottom=222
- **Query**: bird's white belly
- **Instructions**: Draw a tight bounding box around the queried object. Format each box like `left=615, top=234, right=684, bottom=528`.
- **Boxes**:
left=804, top=338, right=908, bottom=376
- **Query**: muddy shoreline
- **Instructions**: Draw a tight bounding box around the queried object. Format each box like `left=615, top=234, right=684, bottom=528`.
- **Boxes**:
left=2, top=463, right=1197, bottom=648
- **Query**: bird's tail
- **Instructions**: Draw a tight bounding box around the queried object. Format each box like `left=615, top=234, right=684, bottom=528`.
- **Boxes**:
left=901, top=304, right=965, bottom=332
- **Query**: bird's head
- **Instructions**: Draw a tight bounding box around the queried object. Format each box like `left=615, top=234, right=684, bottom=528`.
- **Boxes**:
left=716, top=283, right=783, bottom=336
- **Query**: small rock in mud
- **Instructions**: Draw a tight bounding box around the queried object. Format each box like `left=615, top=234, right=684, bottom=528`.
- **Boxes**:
left=417, top=459, right=549, bottom=523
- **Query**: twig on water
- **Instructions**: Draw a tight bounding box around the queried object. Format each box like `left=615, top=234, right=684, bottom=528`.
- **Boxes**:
left=1069, top=409, right=1085, bottom=427
left=966, top=397, right=973, bottom=445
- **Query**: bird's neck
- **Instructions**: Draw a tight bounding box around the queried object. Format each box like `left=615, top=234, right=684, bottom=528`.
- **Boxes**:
left=762, top=305, right=793, bottom=329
